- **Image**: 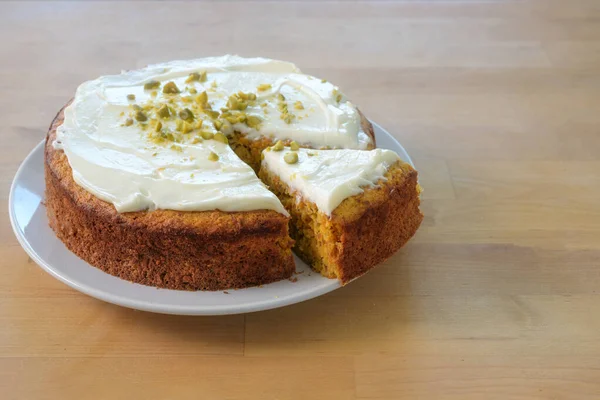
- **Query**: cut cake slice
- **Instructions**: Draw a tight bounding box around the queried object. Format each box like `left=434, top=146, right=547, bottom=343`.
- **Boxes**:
left=259, top=147, right=423, bottom=283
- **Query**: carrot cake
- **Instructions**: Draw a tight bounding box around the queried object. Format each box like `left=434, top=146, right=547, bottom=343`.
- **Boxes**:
left=259, top=146, right=423, bottom=283
left=45, top=55, right=391, bottom=291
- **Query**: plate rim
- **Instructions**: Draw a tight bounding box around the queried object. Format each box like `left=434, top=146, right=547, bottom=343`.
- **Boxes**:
left=9, top=121, right=413, bottom=315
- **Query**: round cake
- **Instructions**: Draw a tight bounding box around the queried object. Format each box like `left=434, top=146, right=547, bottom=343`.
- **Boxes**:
left=45, top=55, right=393, bottom=291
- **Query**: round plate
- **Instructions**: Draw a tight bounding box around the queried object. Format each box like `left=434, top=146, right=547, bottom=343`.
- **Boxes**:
left=9, top=122, right=414, bottom=315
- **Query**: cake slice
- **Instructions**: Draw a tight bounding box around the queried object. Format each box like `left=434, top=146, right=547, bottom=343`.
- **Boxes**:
left=259, top=146, right=423, bottom=283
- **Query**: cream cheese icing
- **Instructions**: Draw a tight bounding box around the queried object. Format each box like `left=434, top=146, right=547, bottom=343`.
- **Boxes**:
left=261, top=147, right=401, bottom=216
left=54, top=55, right=372, bottom=214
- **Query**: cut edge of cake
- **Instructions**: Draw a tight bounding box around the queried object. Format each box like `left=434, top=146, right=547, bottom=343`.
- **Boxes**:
left=259, top=147, right=423, bottom=284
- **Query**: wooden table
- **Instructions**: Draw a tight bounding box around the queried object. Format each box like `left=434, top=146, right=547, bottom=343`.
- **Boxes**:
left=2, top=1, right=599, bottom=398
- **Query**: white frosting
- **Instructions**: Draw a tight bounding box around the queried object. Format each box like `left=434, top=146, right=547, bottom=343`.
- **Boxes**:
left=261, top=148, right=401, bottom=215
left=54, top=55, right=372, bottom=214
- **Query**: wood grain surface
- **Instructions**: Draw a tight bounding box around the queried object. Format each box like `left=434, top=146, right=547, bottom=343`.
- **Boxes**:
left=2, top=1, right=600, bottom=399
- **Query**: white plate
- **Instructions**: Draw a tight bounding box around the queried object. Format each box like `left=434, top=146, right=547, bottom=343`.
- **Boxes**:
left=9, top=122, right=414, bottom=315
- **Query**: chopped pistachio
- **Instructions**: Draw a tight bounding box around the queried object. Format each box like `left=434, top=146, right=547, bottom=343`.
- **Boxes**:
left=199, top=71, right=208, bottom=82
left=194, top=120, right=203, bottom=130
left=294, top=101, right=304, bottom=110
left=195, top=91, right=208, bottom=106
left=205, top=110, right=220, bottom=119
left=154, top=121, right=163, bottom=132
left=332, top=89, right=342, bottom=103
left=190, top=173, right=195, bottom=178
left=126, top=94, right=135, bottom=101
left=152, top=152, right=158, bottom=157
left=189, top=87, right=197, bottom=94
left=213, top=120, right=223, bottom=131
left=201, top=131, right=214, bottom=140
left=290, top=141, right=300, bottom=151
left=132, top=104, right=142, bottom=111
left=162, top=81, right=180, bottom=94
left=181, top=121, right=193, bottom=134
left=208, top=152, right=219, bottom=162
left=191, top=137, right=203, bottom=144
left=179, top=108, right=194, bottom=121
left=284, top=152, right=298, bottom=164
left=246, top=115, right=262, bottom=129
left=280, top=112, right=295, bottom=124
left=277, top=93, right=286, bottom=101
left=321, top=79, right=327, bottom=83
left=227, top=95, right=239, bottom=110
left=272, top=140, right=284, bottom=151
left=277, top=102, right=288, bottom=112
left=134, top=110, right=148, bottom=122
left=151, top=91, right=158, bottom=98
left=260, top=102, right=267, bottom=108
left=157, top=104, right=170, bottom=118
left=185, top=72, right=201, bottom=83
left=257, top=83, right=272, bottom=91
left=119, top=111, right=125, bottom=117
left=144, top=80, right=160, bottom=90
left=237, top=92, right=249, bottom=101
left=211, top=80, right=217, bottom=88
left=181, top=96, right=193, bottom=104
left=248, top=93, right=257, bottom=101
left=124, top=118, right=133, bottom=126
left=224, top=114, right=238, bottom=124
left=213, top=132, right=228, bottom=144
left=170, top=144, right=183, bottom=152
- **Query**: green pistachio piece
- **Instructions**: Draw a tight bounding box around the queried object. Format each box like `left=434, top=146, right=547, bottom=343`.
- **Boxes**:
left=290, top=141, right=300, bottom=151
left=181, top=121, right=193, bottom=134
left=144, top=80, right=160, bottom=90
left=213, top=132, right=228, bottom=144
left=272, top=140, right=284, bottom=151
left=134, top=110, right=147, bottom=122
left=284, top=152, right=298, bottom=164
left=201, top=131, right=214, bottom=140
left=195, top=91, right=208, bottom=106
left=208, top=151, right=219, bottom=162
left=162, top=81, right=180, bottom=94
left=185, top=72, right=201, bottom=83
left=178, top=108, right=194, bottom=121
left=246, top=115, right=262, bottom=129
left=157, top=104, right=170, bottom=118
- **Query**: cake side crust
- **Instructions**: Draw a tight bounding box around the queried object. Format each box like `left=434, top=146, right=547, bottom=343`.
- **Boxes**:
left=259, top=159, right=423, bottom=284
left=331, top=163, right=423, bottom=283
left=45, top=106, right=295, bottom=291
